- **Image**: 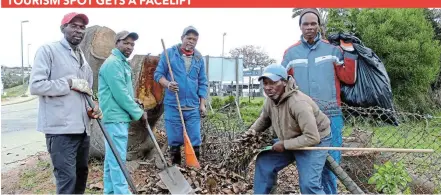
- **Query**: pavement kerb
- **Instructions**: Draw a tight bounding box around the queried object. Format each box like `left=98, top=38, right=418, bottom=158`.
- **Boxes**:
left=1, top=96, right=38, bottom=106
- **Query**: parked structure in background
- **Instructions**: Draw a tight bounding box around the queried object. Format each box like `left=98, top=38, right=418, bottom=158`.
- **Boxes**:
left=202, top=56, right=267, bottom=97
left=208, top=67, right=264, bottom=97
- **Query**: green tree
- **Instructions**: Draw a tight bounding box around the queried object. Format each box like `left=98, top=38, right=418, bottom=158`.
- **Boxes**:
left=424, top=9, right=441, bottom=93
left=327, top=9, right=441, bottom=113
left=325, top=9, right=360, bottom=36
left=423, top=8, right=441, bottom=42
left=355, top=9, right=441, bottom=112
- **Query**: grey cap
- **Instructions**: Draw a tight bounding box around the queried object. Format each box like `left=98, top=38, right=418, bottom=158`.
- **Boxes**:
left=182, top=26, right=199, bottom=37
left=115, top=31, right=139, bottom=43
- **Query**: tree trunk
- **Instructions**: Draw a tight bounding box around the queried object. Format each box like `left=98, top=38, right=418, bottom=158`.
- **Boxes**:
left=79, top=25, right=165, bottom=160
left=79, top=25, right=116, bottom=93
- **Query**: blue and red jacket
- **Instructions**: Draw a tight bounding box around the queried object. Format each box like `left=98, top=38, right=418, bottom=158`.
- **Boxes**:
left=281, top=34, right=357, bottom=117
left=154, top=44, right=208, bottom=108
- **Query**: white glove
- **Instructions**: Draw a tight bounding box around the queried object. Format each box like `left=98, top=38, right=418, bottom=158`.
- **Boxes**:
left=70, top=78, right=93, bottom=96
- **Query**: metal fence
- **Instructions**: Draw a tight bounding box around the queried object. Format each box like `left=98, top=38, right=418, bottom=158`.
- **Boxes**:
left=195, top=100, right=441, bottom=194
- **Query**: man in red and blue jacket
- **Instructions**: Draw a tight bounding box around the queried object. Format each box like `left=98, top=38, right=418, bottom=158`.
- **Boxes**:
left=154, top=26, right=208, bottom=166
left=281, top=8, right=357, bottom=194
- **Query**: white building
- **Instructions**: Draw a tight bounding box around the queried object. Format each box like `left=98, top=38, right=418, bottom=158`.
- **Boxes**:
left=209, top=67, right=264, bottom=97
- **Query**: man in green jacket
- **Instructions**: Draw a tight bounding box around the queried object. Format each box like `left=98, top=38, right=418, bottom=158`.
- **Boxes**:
left=98, top=30, right=147, bottom=194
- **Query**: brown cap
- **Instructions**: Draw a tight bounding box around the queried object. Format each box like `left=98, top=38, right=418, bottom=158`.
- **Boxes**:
left=115, top=31, right=139, bottom=43
left=298, top=8, right=321, bottom=26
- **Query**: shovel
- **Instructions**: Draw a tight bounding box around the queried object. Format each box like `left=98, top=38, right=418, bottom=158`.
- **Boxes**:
left=143, top=112, right=194, bottom=195
left=84, top=95, right=138, bottom=193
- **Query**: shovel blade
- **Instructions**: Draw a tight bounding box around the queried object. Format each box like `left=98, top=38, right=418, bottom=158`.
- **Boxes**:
left=158, top=166, right=193, bottom=195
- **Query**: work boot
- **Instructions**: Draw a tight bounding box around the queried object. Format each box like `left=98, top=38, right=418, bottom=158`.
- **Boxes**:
left=193, top=146, right=201, bottom=160
left=170, top=146, right=181, bottom=165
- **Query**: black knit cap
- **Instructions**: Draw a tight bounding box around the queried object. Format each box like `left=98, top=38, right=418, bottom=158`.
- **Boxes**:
left=298, top=8, right=321, bottom=26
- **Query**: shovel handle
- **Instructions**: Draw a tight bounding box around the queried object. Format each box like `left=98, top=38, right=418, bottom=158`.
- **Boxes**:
left=144, top=114, right=178, bottom=185
left=144, top=113, right=169, bottom=166
left=84, top=95, right=138, bottom=193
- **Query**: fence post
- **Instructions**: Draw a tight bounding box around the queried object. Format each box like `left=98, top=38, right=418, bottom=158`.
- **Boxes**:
left=259, top=66, right=263, bottom=96
left=235, top=57, right=239, bottom=103
left=220, top=56, right=224, bottom=97
left=206, top=55, right=210, bottom=98
left=206, top=55, right=214, bottom=114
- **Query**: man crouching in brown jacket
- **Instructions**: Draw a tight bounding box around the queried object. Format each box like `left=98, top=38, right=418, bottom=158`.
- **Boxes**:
left=245, top=64, right=332, bottom=194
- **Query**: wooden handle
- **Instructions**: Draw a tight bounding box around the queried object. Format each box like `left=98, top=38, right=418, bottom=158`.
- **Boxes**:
left=292, top=147, right=434, bottom=153
left=160, top=39, right=187, bottom=134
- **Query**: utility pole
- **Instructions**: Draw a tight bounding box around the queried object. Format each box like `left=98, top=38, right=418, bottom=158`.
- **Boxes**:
left=27, top=44, right=31, bottom=68
left=21, top=20, right=29, bottom=90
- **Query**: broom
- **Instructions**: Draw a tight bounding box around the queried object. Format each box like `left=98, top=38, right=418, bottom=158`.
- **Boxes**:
left=161, top=39, right=201, bottom=169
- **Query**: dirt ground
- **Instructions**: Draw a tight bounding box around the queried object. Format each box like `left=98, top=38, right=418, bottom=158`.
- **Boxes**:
left=1, top=152, right=164, bottom=194
left=1, top=152, right=104, bottom=194
left=0, top=151, right=282, bottom=194
left=1, top=151, right=350, bottom=194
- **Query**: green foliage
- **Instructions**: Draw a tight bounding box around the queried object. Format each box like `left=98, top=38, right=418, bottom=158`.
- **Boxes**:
left=208, top=96, right=264, bottom=127
left=239, top=98, right=264, bottom=126
left=356, top=9, right=441, bottom=113
left=326, top=9, right=360, bottom=35
left=423, top=8, right=441, bottom=42
left=368, top=161, right=412, bottom=194
left=211, top=97, right=224, bottom=109
left=327, top=9, right=441, bottom=113
left=2, top=73, right=29, bottom=89
left=224, top=95, right=236, bottom=105
left=241, top=106, right=262, bottom=126
left=1, top=84, right=28, bottom=98
left=240, top=99, right=264, bottom=108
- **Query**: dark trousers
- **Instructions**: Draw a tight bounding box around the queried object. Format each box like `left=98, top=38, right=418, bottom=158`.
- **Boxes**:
left=46, top=132, right=90, bottom=194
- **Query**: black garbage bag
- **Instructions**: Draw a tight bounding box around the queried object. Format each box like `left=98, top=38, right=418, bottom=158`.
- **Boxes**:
left=328, top=33, right=399, bottom=126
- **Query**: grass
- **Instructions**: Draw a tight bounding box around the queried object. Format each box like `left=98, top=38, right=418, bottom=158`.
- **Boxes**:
left=18, top=160, right=53, bottom=193
left=341, top=117, right=441, bottom=150
left=340, top=115, right=441, bottom=192
left=1, top=84, right=28, bottom=99
left=6, top=155, right=104, bottom=194
left=207, top=96, right=265, bottom=128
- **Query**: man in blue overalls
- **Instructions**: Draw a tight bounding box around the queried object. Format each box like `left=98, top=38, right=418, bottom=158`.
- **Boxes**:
left=154, top=26, right=208, bottom=165
left=281, top=8, right=357, bottom=194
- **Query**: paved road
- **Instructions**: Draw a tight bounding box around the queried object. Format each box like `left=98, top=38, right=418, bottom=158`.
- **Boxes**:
left=1, top=98, right=46, bottom=172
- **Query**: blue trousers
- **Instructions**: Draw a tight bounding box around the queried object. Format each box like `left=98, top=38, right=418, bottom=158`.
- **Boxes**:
left=254, top=135, right=332, bottom=194
left=322, top=115, right=344, bottom=195
left=164, top=105, right=201, bottom=147
left=103, top=123, right=131, bottom=195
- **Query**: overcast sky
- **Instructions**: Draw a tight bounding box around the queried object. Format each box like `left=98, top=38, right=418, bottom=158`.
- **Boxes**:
left=0, top=8, right=302, bottom=67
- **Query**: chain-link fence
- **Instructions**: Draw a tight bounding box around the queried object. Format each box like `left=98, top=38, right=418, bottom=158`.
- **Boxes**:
left=197, top=99, right=441, bottom=194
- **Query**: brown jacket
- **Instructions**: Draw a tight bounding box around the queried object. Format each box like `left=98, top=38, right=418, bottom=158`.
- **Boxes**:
left=250, top=77, right=331, bottom=149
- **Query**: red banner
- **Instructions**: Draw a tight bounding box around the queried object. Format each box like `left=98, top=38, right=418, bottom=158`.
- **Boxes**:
left=1, top=0, right=440, bottom=8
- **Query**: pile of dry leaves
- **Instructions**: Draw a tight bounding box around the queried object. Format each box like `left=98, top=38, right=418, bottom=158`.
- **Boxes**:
left=219, top=131, right=274, bottom=173
left=133, top=131, right=275, bottom=194
left=134, top=162, right=253, bottom=194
